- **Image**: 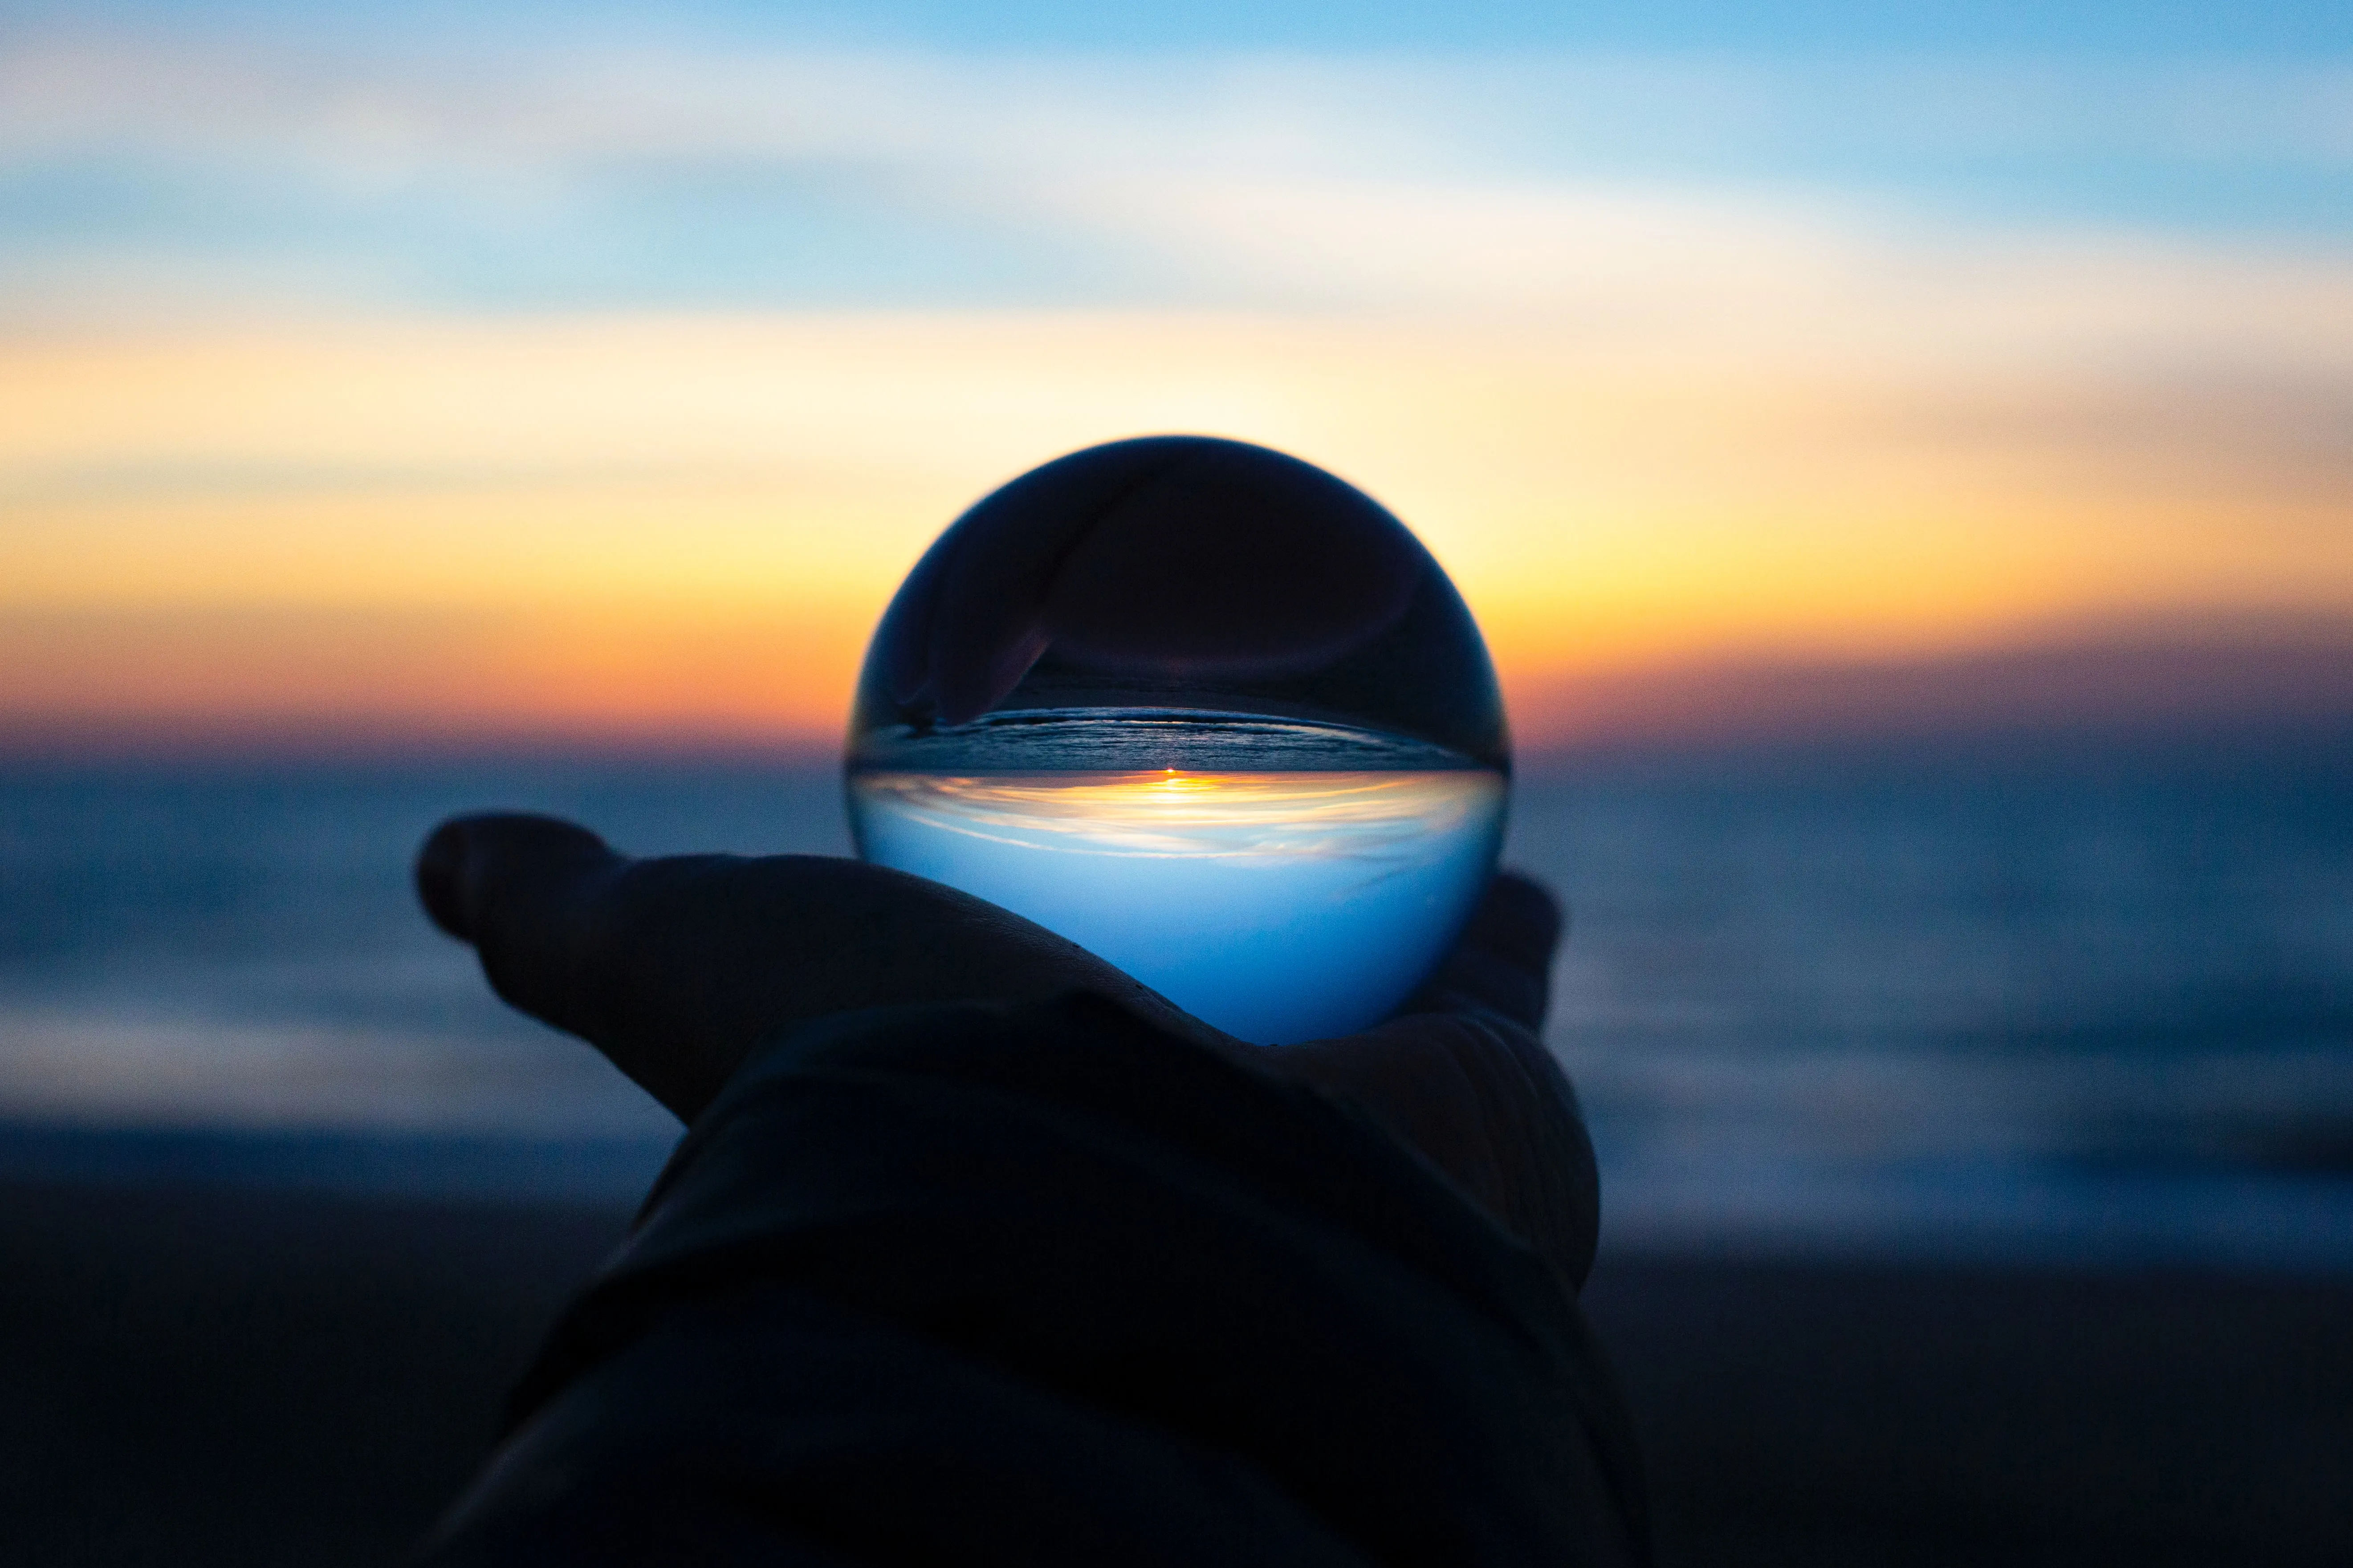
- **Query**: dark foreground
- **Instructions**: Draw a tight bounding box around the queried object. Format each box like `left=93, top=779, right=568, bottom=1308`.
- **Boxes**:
left=1, top=1181, right=2345, bottom=1567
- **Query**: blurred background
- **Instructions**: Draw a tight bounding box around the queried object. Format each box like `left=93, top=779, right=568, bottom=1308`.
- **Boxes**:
left=2, top=2, right=2349, bottom=1564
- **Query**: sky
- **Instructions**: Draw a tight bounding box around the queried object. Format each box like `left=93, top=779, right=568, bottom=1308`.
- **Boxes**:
left=3, top=0, right=2350, bottom=752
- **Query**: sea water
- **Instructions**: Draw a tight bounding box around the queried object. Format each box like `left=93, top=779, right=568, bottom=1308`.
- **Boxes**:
left=846, top=713, right=1506, bottom=1044
left=4, top=743, right=2351, bottom=1266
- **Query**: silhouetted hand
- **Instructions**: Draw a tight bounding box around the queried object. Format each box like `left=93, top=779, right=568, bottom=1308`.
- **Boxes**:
left=416, top=815, right=1600, bottom=1287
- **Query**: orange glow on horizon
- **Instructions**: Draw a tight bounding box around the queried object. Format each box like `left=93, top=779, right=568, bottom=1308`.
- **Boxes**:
left=5, top=311, right=2350, bottom=752
left=848, top=769, right=1507, bottom=857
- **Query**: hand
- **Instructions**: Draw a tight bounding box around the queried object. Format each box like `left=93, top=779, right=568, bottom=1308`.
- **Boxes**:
left=416, top=815, right=1600, bottom=1287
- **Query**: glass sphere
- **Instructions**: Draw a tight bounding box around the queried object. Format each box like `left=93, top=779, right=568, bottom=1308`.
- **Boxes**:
left=845, top=436, right=1510, bottom=1044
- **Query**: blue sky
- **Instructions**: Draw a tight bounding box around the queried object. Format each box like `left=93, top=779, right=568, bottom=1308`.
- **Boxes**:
left=16, top=0, right=2353, bottom=54
left=3, top=0, right=2349, bottom=317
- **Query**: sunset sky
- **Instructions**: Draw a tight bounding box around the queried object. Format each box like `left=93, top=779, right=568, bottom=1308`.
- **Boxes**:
left=4, top=1, right=2349, bottom=752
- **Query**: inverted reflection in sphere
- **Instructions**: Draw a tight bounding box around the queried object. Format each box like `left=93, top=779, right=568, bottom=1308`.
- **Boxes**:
left=846, top=436, right=1510, bottom=1044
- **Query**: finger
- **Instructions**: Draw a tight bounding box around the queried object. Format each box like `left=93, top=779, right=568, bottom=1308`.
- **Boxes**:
left=420, top=813, right=709, bottom=1097
left=1416, top=1012, right=1598, bottom=1289
left=416, top=812, right=1216, bottom=1121
left=1398, top=869, right=1565, bottom=1032
left=416, top=811, right=614, bottom=944
left=1270, top=1012, right=1600, bottom=1290
left=417, top=812, right=630, bottom=1033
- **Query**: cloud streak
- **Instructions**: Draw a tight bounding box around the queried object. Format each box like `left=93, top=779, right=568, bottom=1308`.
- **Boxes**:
left=4, top=23, right=2350, bottom=751
left=5, top=29, right=2352, bottom=320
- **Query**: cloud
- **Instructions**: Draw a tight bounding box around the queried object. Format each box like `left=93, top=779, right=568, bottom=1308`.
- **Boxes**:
left=4, top=29, right=2352, bottom=321
left=10, top=31, right=2353, bottom=175
left=1510, top=614, right=2353, bottom=750
left=4, top=27, right=2352, bottom=751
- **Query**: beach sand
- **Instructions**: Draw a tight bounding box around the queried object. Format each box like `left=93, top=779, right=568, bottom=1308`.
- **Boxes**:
left=2, top=1179, right=2346, bottom=1566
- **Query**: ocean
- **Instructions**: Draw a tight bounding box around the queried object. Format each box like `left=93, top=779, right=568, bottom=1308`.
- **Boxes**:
left=3, top=735, right=2349, bottom=1271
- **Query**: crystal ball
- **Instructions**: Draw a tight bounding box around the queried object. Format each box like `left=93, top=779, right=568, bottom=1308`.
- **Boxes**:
left=846, top=435, right=1510, bottom=1044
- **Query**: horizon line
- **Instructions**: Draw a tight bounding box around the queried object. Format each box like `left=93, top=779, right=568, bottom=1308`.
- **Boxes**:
left=8, top=622, right=2353, bottom=764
